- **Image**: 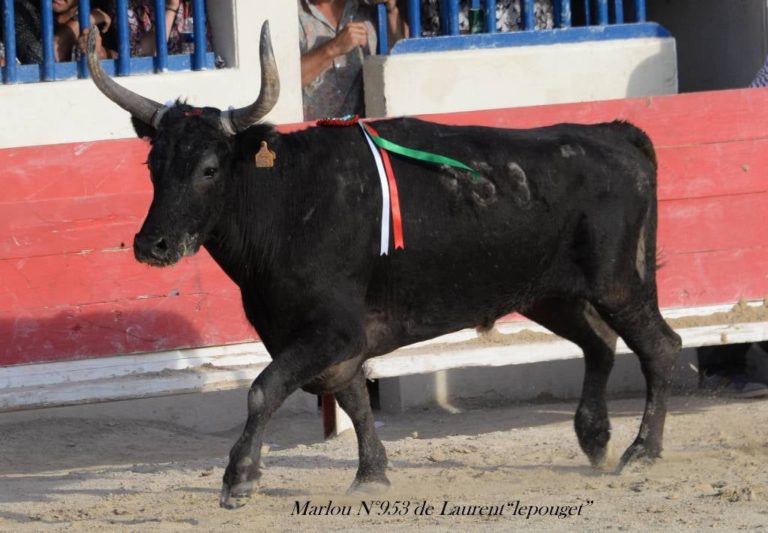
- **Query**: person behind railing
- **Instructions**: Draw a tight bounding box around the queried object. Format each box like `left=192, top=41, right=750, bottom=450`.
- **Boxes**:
left=0, top=0, right=111, bottom=63
left=421, top=0, right=553, bottom=36
left=299, top=0, right=408, bottom=121
left=100, top=0, right=204, bottom=57
left=82, top=0, right=208, bottom=59
left=0, top=0, right=44, bottom=65
left=52, top=0, right=113, bottom=60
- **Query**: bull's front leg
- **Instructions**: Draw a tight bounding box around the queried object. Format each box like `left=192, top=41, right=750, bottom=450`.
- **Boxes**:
left=220, top=321, right=366, bottom=509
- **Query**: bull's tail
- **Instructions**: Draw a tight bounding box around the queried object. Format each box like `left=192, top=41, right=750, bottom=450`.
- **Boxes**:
left=618, top=120, right=660, bottom=288
left=641, top=196, right=660, bottom=287
left=603, top=121, right=661, bottom=287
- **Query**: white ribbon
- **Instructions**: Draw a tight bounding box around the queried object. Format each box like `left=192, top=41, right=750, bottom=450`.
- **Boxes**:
left=359, top=122, right=390, bottom=256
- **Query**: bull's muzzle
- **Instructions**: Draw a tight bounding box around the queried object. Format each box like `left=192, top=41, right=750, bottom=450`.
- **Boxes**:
left=134, top=232, right=177, bottom=266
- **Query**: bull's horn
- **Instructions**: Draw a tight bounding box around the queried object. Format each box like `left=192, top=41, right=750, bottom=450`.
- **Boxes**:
left=86, top=28, right=164, bottom=128
left=222, top=21, right=280, bottom=134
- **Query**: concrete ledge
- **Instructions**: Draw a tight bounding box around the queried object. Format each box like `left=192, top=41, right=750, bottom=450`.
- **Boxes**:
left=364, top=36, right=677, bottom=117
left=377, top=348, right=700, bottom=413
left=390, top=23, right=673, bottom=54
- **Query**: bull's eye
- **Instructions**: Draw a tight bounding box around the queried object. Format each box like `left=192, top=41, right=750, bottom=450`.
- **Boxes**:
left=203, top=167, right=218, bottom=180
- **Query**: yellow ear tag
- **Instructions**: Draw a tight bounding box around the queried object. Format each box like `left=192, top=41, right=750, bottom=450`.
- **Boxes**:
left=255, top=141, right=277, bottom=168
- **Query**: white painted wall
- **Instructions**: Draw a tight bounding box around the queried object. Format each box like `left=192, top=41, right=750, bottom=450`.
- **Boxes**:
left=0, top=0, right=304, bottom=149
left=364, top=37, right=678, bottom=117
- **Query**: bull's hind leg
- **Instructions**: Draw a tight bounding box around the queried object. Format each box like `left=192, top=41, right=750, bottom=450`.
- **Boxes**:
left=335, top=370, right=390, bottom=493
left=592, top=287, right=681, bottom=471
left=524, top=299, right=618, bottom=468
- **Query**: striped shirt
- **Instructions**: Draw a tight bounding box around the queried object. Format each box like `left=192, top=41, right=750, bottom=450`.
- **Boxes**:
left=750, top=54, right=768, bottom=87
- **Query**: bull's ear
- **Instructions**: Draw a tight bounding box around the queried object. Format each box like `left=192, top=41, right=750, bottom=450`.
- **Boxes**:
left=131, top=116, right=156, bottom=141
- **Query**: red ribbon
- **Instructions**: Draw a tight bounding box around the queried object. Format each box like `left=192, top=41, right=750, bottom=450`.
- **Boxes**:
left=363, top=123, right=405, bottom=250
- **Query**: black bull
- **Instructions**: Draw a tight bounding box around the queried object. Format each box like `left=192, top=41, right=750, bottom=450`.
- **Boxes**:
left=83, top=23, right=681, bottom=508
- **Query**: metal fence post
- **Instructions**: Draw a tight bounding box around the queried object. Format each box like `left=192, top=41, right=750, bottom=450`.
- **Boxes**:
left=377, top=3, right=388, bottom=54
left=41, top=0, right=54, bottom=80
left=597, top=0, right=608, bottom=25
left=192, top=0, right=206, bottom=70
left=116, top=0, right=130, bottom=75
left=558, top=0, right=571, bottom=28
left=613, top=0, right=623, bottom=23
left=522, top=0, right=535, bottom=30
left=154, top=0, right=168, bottom=71
left=2, top=0, right=16, bottom=83
left=484, top=0, right=497, bottom=33
left=445, top=0, right=459, bottom=35
left=635, top=0, right=646, bottom=22
left=77, top=0, right=91, bottom=78
left=407, top=0, right=421, bottom=38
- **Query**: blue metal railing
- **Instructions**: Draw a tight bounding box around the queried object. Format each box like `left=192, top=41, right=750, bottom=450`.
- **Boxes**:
left=1, top=0, right=213, bottom=84
left=378, top=0, right=651, bottom=54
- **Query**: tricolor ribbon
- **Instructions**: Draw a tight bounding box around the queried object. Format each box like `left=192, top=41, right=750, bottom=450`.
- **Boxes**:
left=360, top=123, right=405, bottom=255
left=319, top=115, right=480, bottom=256
left=359, top=122, right=393, bottom=255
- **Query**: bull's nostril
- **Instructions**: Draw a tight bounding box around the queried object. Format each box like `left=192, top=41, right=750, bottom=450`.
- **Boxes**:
left=154, top=238, right=168, bottom=252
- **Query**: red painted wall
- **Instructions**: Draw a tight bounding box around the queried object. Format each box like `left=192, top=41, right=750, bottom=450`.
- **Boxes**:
left=2, top=89, right=767, bottom=366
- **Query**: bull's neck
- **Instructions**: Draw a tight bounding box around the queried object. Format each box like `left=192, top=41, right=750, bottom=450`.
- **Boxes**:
left=203, top=149, right=283, bottom=289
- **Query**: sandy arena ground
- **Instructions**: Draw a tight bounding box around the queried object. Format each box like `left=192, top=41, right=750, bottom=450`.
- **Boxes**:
left=1, top=393, right=767, bottom=532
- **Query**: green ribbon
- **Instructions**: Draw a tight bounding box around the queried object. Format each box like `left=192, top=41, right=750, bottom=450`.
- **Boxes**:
left=363, top=124, right=481, bottom=178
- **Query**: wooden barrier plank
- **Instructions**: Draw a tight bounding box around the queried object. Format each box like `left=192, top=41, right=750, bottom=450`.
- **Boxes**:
left=0, top=196, right=148, bottom=258
left=658, top=192, right=768, bottom=254
left=657, top=139, right=768, bottom=200
left=0, top=140, right=149, bottom=200
left=0, top=251, right=238, bottom=312
left=658, top=246, right=768, bottom=308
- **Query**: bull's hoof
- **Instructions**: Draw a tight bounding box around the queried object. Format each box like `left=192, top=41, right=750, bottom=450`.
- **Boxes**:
left=347, top=477, right=390, bottom=496
left=219, top=480, right=256, bottom=509
left=586, top=441, right=612, bottom=471
left=615, top=442, right=659, bottom=473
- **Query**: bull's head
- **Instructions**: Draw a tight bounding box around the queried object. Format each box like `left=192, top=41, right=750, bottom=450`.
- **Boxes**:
left=86, top=22, right=280, bottom=266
